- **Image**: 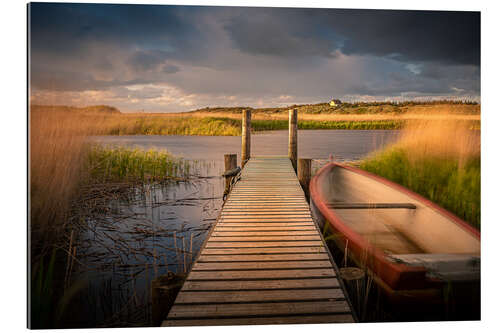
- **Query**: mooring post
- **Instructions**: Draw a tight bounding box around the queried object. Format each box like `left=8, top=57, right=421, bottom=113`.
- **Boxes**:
left=288, top=108, right=298, bottom=172
left=241, top=109, right=251, bottom=167
left=298, top=158, right=312, bottom=198
left=224, top=153, right=237, bottom=193
left=151, top=273, right=186, bottom=326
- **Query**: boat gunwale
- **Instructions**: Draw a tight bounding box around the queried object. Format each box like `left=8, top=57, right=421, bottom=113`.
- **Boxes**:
left=309, top=162, right=480, bottom=290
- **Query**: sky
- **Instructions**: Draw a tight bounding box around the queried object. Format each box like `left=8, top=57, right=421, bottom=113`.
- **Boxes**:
left=29, top=3, right=480, bottom=112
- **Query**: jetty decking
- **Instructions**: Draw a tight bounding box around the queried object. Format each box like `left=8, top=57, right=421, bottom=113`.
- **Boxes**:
left=163, top=156, right=354, bottom=326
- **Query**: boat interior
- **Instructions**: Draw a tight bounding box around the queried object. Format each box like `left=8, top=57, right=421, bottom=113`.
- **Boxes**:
left=318, top=166, right=480, bottom=280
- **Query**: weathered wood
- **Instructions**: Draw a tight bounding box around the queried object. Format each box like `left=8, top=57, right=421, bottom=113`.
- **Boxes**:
left=181, top=278, right=340, bottom=291
left=167, top=300, right=350, bottom=318
left=200, top=246, right=327, bottom=255
left=151, top=273, right=186, bottom=326
left=216, top=223, right=316, bottom=228
left=298, top=158, right=312, bottom=197
left=175, top=288, right=344, bottom=304
left=205, top=241, right=324, bottom=248
left=187, top=268, right=336, bottom=280
left=163, top=314, right=354, bottom=326
left=192, top=260, right=332, bottom=271
left=208, top=235, right=322, bottom=242
left=212, top=230, right=318, bottom=236
left=288, top=108, right=298, bottom=172
left=224, top=154, right=237, bottom=194
left=241, top=109, right=251, bottom=167
left=162, top=157, right=353, bottom=326
left=198, top=253, right=330, bottom=262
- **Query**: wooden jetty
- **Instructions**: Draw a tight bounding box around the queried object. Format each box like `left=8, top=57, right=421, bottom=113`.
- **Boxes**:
left=162, top=154, right=355, bottom=326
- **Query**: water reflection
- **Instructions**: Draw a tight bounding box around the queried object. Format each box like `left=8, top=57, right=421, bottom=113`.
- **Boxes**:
left=74, top=160, right=224, bottom=326
left=91, top=129, right=399, bottom=162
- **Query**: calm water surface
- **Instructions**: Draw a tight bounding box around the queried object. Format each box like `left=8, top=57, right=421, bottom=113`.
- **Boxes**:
left=92, top=129, right=399, bottom=162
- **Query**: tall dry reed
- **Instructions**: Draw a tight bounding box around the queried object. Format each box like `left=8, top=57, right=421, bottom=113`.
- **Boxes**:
left=30, top=110, right=99, bottom=256
left=396, top=120, right=480, bottom=168
left=361, top=120, right=480, bottom=227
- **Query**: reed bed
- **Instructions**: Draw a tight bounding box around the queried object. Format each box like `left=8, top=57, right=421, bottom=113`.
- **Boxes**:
left=86, top=146, right=191, bottom=183
left=31, top=104, right=480, bottom=138
left=29, top=108, right=213, bottom=328
left=360, top=120, right=480, bottom=228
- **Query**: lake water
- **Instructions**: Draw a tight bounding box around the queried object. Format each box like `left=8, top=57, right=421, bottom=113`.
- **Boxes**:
left=74, top=130, right=399, bottom=327
left=92, top=129, right=399, bottom=162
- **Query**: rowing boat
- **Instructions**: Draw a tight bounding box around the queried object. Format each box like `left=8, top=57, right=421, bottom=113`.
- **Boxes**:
left=309, top=162, right=480, bottom=303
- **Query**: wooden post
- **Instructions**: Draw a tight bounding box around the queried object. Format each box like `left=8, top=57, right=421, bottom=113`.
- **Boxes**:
left=224, top=153, right=237, bottom=193
left=288, top=108, right=298, bottom=172
left=151, top=273, right=186, bottom=326
left=241, top=109, right=251, bottom=167
left=298, top=158, right=312, bottom=198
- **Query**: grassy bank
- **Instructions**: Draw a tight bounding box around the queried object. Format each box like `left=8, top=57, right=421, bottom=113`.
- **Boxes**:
left=189, top=100, right=480, bottom=116
left=31, top=104, right=480, bottom=136
left=359, top=121, right=480, bottom=228
left=251, top=119, right=406, bottom=130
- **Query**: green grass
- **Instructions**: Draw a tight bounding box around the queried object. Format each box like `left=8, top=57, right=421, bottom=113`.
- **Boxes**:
left=106, top=117, right=409, bottom=136
left=190, top=100, right=479, bottom=115
left=107, top=117, right=241, bottom=136
left=359, top=147, right=480, bottom=229
left=242, top=119, right=406, bottom=131
left=86, top=145, right=192, bottom=183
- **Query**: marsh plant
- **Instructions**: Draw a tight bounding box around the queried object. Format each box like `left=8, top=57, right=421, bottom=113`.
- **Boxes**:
left=360, top=120, right=480, bottom=228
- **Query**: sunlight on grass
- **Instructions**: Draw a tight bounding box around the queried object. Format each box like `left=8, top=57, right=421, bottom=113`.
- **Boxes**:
left=360, top=121, right=480, bottom=228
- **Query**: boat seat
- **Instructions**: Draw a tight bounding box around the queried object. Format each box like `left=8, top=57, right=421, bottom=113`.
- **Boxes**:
left=387, top=253, right=480, bottom=281
left=328, top=202, right=417, bottom=209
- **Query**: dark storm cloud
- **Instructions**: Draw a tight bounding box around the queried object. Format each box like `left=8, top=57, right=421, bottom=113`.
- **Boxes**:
left=29, top=3, right=198, bottom=53
left=223, top=8, right=339, bottom=58
left=224, top=8, right=479, bottom=65
left=332, top=9, right=480, bottom=66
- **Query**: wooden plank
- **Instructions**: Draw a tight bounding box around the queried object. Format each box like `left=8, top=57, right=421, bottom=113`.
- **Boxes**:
left=212, top=231, right=318, bottom=236
left=192, top=260, right=332, bottom=271
left=163, top=314, right=354, bottom=326
left=214, top=226, right=317, bottom=231
left=218, top=218, right=314, bottom=222
left=201, top=247, right=326, bottom=255
left=223, top=206, right=310, bottom=209
left=175, top=288, right=344, bottom=304
left=198, top=253, right=330, bottom=262
left=167, top=300, right=350, bottom=318
left=205, top=241, right=324, bottom=248
left=216, top=222, right=316, bottom=227
left=181, top=278, right=340, bottom=291
left=187, top=268, right=336, bottom=280
left=220, top=215, right=312, bottom=219
left=225, top=205, right=308, bottom=208
left=221, top=209, right=311, bottom=217
left=208, top=235, right=321, bottom=242
left=222, top=210, right=311, bottom=214
left=228, top=195, right=304, bottom=198
left=230, top=191, right=303, bottom=193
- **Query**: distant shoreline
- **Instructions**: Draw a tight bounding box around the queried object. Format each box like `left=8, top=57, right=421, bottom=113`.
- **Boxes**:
left=30, top=102, right=481, bottom=136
